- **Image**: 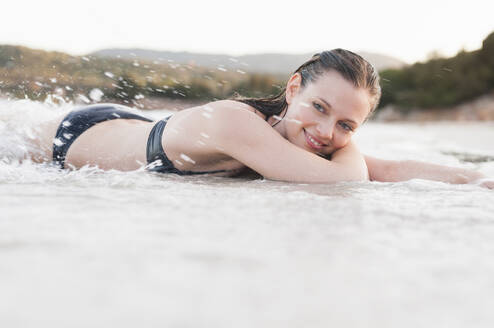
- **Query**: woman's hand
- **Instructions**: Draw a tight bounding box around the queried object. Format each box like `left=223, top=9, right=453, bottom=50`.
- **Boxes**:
left=471, top=178, right=494, bottom=189
left=364, top=155, right=491, bottom=187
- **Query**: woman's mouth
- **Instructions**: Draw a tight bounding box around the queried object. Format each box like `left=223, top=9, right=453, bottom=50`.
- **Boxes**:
left=304, top=129, right=325, bottom=150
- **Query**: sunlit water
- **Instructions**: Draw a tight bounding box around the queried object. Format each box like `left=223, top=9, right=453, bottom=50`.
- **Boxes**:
left=1, top=99, right=494, bottom=328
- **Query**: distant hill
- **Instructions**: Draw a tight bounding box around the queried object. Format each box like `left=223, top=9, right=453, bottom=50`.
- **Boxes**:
left=90, top=49, right=406, bottom=75
left=0, top=44, right=289, bottom=104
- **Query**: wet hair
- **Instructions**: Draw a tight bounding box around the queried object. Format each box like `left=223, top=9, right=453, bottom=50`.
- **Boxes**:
left=233, top=49, right=381, bottom=119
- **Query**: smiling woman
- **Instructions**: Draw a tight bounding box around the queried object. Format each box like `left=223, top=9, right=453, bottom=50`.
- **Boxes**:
left=234, top=50, right=379, bottom=156
left=27, top=49, right=493, bottom=188
left=268, top=70, right=371, bottom=155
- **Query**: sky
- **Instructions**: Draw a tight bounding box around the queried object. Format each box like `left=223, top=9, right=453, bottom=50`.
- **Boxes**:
left=2, top=0, right=494, bottom=64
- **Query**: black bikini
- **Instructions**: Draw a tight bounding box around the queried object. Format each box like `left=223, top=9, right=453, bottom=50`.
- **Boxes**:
left=146, top=117, right=227, bottom=175
left=53, top=104, right=227, bottom=175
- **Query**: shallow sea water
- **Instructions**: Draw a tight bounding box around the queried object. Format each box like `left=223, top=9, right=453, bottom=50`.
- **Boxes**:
left=1, top=99, right=494, bottom=328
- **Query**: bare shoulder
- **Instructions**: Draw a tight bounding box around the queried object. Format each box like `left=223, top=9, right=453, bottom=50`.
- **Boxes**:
left=167, top=99, right=266, bottom=133
left=164, top=100, right=269, bottom=140
left=205, top=99, right=267, bottom=120
left=208, top=99, right=251, bottom=109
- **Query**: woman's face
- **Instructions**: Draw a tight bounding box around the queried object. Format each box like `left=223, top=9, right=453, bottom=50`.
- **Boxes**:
left=281, top=71, right=371, bottom=156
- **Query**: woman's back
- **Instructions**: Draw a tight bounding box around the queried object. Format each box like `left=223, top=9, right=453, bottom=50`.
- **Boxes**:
left=155, top=100, right=264, bottom=175
left=34, top=100, right=263, bottom=174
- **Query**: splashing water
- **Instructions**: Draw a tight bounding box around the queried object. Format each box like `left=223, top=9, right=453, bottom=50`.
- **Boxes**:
left=0, top=99, right=68, bottom=163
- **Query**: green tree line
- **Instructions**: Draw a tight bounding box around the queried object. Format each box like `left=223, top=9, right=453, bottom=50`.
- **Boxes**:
left=379, top=31, right=494, bottom=110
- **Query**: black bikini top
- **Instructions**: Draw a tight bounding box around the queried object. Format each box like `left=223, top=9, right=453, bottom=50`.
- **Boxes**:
left=146, top=116, right=229, bottom=175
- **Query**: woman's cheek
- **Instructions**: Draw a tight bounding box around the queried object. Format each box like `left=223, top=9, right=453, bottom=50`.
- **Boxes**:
left=334, top=134, right=350, bottom=149
left=295, top=106, right=314, bottom=122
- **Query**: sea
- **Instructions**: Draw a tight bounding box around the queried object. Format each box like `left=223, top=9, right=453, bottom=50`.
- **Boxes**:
left=1, top=98, right=494, bottom=328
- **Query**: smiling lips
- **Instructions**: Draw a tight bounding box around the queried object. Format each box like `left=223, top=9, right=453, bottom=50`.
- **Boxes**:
left=304, top=129, right=327, bottom=150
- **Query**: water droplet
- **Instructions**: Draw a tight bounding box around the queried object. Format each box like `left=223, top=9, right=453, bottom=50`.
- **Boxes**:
left=200, top=133, right=210, bottom=139
left=53, top=138, right=65, bottom=146
left=89, top=88, right=104, bottom=101
left=63, top=133, right=73, bottom=139
left=62, top=121, right=72, bottom=127
left=180, top=154, right=196, bottom=164
left=104, top=72, right=115, bottom=78
left=287, top=118, right=302, bottom=124
left=111, top=113, right=121, bottom=118
left=147, top=159, right=163, bottom=169
left=77, top=94, right=91, bottom=104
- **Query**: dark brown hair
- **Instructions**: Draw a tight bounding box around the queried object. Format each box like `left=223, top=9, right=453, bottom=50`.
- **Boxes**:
left=234, top=49, right=381, bottom=118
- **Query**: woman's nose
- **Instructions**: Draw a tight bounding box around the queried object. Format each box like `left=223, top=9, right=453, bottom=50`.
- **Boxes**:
left=316, top=121, right=334, bottom=141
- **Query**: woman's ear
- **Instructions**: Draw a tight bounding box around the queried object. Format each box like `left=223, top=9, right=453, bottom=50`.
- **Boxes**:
left=285, top=73, right=301, bottom=105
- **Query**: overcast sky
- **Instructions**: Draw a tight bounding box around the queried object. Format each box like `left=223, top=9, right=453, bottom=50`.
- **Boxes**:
left=2, top=0, right=494, bottom=64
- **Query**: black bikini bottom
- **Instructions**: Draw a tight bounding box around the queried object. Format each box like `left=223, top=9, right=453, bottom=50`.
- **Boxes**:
left=53, top=104, right=152, bottom=169
left=53, top=104, right=227, bottom=175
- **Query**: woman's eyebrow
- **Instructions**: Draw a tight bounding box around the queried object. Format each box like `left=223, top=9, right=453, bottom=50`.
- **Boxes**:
left=318, top=97, right=332, bottom=109
left=318, top=97, right=358, bottom=125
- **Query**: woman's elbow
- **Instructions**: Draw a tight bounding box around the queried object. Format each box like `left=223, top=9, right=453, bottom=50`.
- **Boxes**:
left=343, top=161, right=370, bottom=182
left=365, top=156, right=398, bottom=182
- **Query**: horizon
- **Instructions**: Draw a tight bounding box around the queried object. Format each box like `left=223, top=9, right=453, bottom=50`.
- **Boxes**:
left=2, top=0, right=494, bottom=64
left=0, top=43, right=408, bottom=62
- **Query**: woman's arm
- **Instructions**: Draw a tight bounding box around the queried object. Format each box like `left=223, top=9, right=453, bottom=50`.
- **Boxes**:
left=364, top=155, right=493, bottom=188
left=200, top=102, right=368, bottom=183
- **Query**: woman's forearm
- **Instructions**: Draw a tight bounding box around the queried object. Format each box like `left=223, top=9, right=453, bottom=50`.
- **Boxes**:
left=364, top=155, right=485, bottom=184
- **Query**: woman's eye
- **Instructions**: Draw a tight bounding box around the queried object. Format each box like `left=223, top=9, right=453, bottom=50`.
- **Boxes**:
left=340, top=123, right=353, bottom=132
left=313, top=102, right=324, bottom=113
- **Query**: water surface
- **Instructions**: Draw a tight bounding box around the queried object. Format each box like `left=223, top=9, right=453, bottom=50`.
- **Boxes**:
left=1, top=100, right=494, bottom=328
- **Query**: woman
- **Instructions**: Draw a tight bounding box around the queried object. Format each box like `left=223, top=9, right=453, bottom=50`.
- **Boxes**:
left=31, top=49, right=493, bottom=188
